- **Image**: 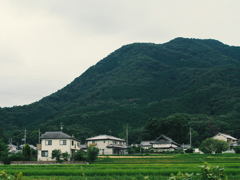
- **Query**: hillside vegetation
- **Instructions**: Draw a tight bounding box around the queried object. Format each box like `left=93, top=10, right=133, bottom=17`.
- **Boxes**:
left=1, top=37, right=240, bottom=145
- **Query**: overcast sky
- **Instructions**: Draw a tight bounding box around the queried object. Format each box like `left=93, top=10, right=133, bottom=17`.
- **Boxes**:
left=0, top=0, right=240, bottom=108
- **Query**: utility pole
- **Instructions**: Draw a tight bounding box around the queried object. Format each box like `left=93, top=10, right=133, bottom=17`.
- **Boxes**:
left=190, top=127, right=192, bottom=148
left=24, top=129, right=27, bottom=145
left=126, top=124, right=128, bottom=146
left=60, top=123, right=64, bottom=131
left=39, top=129, right=41, bottom=144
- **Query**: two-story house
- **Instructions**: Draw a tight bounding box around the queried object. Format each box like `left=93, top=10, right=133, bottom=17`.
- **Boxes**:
left=37, top=131, right=81, bottom=161
left=86, top=135, right=128, bottom=155
left=212, top=132, right=238, bottom=149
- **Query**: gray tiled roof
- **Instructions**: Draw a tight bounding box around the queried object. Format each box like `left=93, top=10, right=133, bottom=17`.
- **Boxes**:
left=86, top=135, right=125, bottom=141
left=151, top=140, right=173, bottom=144
left=40, top=131, right=78, bottom=140
left=140, top=134, right=180, bottom=147
left=140, top=141, right=152, bottom=146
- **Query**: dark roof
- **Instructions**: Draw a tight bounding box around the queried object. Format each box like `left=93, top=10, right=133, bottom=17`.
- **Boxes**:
left=154, top=134, right=172, bottom=142
left=40, top=131, right=80, bottom=142
left=140, top=134, right=180, bottom=147
left=151, top=140, right=173, bottom=144
left=140, top=141, right=153, bottom=146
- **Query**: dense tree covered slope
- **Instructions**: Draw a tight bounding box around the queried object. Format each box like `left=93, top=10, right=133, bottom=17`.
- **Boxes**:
left=1, top=37, right=240, bottom=145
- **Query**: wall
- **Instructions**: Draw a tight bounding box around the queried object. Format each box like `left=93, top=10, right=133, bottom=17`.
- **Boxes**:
left=38, top=138, right=81, bottom=161
left=87, top=139, right=125, bottom=155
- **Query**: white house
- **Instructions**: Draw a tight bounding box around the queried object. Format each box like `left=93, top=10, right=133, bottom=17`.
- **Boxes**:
left=86, top=135, right=128, bottom=155
left=212, top=132, right=238, bottom=148
left=140, top=134, right=181, bottom=151
left=37, top=131, right=81, bottom=161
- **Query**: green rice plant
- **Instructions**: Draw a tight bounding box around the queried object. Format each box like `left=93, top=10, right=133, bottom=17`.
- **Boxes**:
left=0, top=170, right=23, bottom=180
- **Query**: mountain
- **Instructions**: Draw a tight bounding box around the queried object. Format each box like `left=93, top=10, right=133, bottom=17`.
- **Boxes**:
left=1, top=37, right=240, bottom=144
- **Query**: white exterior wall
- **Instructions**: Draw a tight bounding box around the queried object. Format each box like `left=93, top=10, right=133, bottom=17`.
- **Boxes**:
left=153, top=144, right=177, bottom=148
left=87, top=139, right=124, bottom=155
left=38, top=138, right=80, bottom=161
left=213, top=135, right=227, bottom=142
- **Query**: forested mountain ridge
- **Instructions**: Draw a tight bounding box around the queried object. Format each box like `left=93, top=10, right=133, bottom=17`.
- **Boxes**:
left=1, top=37, right=240, bottom=145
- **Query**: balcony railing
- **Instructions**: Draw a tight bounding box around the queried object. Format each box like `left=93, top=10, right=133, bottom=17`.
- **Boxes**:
left=89, top=143, right=97, bottom=146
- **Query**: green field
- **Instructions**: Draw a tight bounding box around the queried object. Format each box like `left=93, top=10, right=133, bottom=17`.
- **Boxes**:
left=1, top=154, right=240, bottom=180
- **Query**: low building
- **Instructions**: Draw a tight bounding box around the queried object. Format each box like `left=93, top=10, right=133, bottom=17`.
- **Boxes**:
left=86, top=135, right=128, bottom=155
left=37, top=131, right=81, bottom=161
left=140, top=134, right=181, bottom=151
left=140, top=141, right=152, bottom=149
left=212, top=132, right=238, bottom=148
left=7, top=144, right=18, bottom=153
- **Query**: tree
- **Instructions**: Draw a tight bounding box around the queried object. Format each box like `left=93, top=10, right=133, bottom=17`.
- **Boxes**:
left=0, top=138, right=10, bottom=164
left=86, top=146, right=99, bottom=163
left=234, top=146, right=240, bottom=154
left=199, top=138, right=229, bottom=153
left=0, top=127, right=7, bottom=143
left=73, top=150, right=86, bottom=161
left=62, top=152, right=70, bottom=161
left=0, top=138, right=7, bottom=157
left=52, top=149, right=62, bottom=163
left=22, top=144, right=31, bottom=160
left=185, top=148, right=194, bottom=153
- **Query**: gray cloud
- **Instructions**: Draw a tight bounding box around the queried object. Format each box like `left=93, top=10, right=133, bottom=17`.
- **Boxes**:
left=0, top=0, right=240, bottom=107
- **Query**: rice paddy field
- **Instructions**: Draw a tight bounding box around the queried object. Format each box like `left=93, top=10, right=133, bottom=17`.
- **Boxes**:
left=1, top=154, right=240, bottom=180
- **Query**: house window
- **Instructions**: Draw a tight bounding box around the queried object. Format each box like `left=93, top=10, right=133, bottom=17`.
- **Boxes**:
left=60, top=140, right=66, bottom=145
left=92, top=141, right=96, bottom=143
left=77, top=142, right=80, bottom=147
left=102, top=149, right=104, bottom=155
left=72, top=141, right=74, bottom=146
left=41, top=151, right=48, bottom=157
left=45, top=140, right=52, bottom=145
left=104, top=140, right=105, bottom=143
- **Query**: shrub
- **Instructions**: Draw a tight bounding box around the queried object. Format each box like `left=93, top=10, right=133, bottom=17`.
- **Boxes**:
left=233, top=146, right=240, bottom=153
left=168, top=171, right=193, bottom=180
left=86, top=146, right=99, bottom=163
left=197, top=162, right=227, bottom=180
left=149, top=147, right=154, bottom=153
left=185, top=148, right=194, bottom=153
left=127, top=148, right=135, bottom=154
left=177, top=147, right=184, bottom=154
left=52, top=149, right=63, bottom=163
left=0, top=170, right=23, bottom=180
left=73, top=150, right=86, bottom=161
left=62, top=152, right=70, bottom=161
left=9, top=153, right=24, bottom=161
left=0, top=150, right=10, bottom=165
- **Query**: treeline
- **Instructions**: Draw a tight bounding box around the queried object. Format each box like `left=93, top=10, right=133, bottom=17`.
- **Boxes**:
left=139, top=113, right=240, bottom=147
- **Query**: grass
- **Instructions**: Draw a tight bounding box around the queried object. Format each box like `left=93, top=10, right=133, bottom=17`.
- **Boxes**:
left=1, top=153, right=240, bottom=179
